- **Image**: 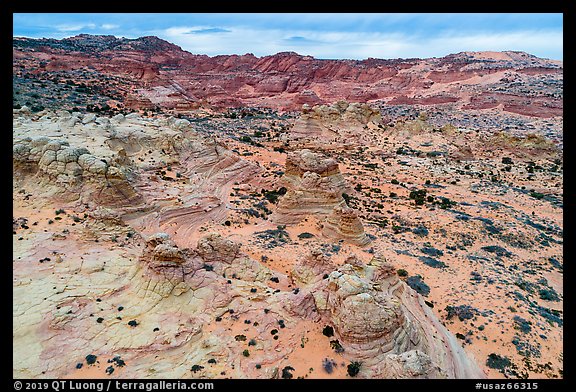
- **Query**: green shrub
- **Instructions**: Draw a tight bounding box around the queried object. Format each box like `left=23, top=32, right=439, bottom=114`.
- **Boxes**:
left=529, top=191, right=544, bottom=200
left=397, top=269, right=408, bottom=277
left=347, top=361, right=362, bottom=377
left=322, top=326, right=334, bottom=337
left=281, top=366, right=295, bottom=379
left=191, top=365, right=204, bottom=373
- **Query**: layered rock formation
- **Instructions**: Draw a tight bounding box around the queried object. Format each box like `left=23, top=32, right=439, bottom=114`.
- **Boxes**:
left=274, top=149, right=348, bottom=224
left=274, top=149, right=371, bottom=246
left=321, top=205, right=370, bottom=246
left=380, top=112, right=562, bottom=163
left=303, top=100, right=382, bottom=124
left=12, top=108, right=263, bottom=249
left=285, top=253, right=485, bottom=378
left=13, top=35, right=563, bottom=117
left=286, top=101, right=383, bottom=148
left=132, top=232, right=275, bottom=304
left=13, top=136, right=142, bottom=206
left=130, top=133, right=261, bottom=246
left=80, top=207, right=135, bottom=242
left=197, top=233, right=272, bottom=283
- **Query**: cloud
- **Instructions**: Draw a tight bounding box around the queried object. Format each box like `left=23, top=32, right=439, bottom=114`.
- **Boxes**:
left=282, top=36, right=320, bottom=46
left=55, top=23, right=96, bottom=32
left=164, top=26, right=230, bottom=36
left=101, top=24, right=119, bottom=30
left=13, top=14, right=563, bottom=60
left=186, top=27, right=231, bottom=34
left=157, top=25, right=562, bottom=60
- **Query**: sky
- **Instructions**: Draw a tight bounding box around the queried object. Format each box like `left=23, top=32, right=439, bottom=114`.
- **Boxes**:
left=12, top=13, right=563, bottom=60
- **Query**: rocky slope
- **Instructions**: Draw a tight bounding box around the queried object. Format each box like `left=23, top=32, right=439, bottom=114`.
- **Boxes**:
left=13, top=35, right=562, bottom=122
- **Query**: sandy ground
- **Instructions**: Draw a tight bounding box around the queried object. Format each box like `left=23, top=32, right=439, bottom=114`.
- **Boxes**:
left=13, top=108, right=562, bottom=379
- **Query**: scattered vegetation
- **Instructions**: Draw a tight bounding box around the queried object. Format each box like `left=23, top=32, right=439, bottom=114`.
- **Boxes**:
left=322, top=326, right=334, bottom=337
left=191, top=365, right=204, bottom=373
left=529, top=191, right=545, bottom=200
left=539, top=288, right=560, bottom=302
left=85, top=354, right=97, bottom=365
left=419, top=256, right=446, bottom=268
left=298, top=232, right=315, bottom=239
left=409, top=189, right=427, bottom=205
left=262, top=187, right=287, bottom=204
left=513, top=316, right=532, bottom=333
left=445, top=305, right=477, bottom=321
left=330, top=339, right=344, bottom=353
left=347, top=361, right=362, bottom=377
left=481, top=245, right=512, bottom=258
left=397, top=269, right=408, bottom=277
left=322, top=358, right=337, bottom=374
left=406, top=275, right=430, bottom=296
left=281, top=366, right=295, bottom=379
left=486, top=353, right=512, bottom=371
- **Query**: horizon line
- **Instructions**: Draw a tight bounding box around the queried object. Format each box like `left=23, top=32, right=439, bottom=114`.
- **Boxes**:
left=12, top=33, right=563, bottom=62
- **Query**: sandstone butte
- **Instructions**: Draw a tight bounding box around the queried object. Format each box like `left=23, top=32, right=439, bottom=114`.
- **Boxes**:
left=13, top=35, right=562, bottom=380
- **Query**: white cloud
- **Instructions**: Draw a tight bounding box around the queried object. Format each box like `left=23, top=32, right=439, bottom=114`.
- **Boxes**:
left=55, top=23, right=96, bottom=32
left=101, top=24, right=119, bottom=30
left=156, top=25, right=562, bottom=60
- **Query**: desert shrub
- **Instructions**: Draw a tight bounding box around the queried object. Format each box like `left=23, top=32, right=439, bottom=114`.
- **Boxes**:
left=347, top=361, right=362, bottom=377
left=539, top=288, right=560, bottom=302
left=486, top=354, right=511, bottom=370
left=445, top=305, right=477, bottom=321
left=322, top=358, right=336, bottom=374
left=322, top=326, right=334, bottom=337
left=281, top=366, right=295, bottom=379
left=397, top=269, right=408, bottom=277
left=529, top=191, right=544, bottom=200
left=191, top=365, right=204, bottom=373
left=406, top=275, right=430, bottom=296
left=330, top=340, right=344, bottom=353
left=513, top=316, right=532, bottom=333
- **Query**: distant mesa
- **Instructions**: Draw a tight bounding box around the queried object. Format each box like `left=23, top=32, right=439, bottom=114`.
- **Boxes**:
left=13, top=34, right=562, bottom=116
